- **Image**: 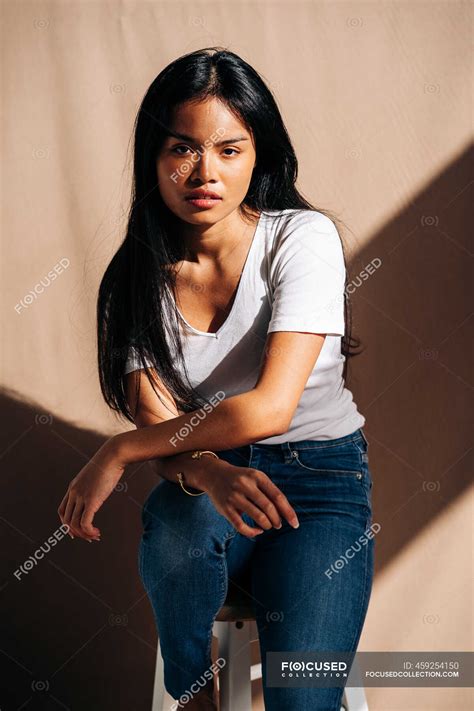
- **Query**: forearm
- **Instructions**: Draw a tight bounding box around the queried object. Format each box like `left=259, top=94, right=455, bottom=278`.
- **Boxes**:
left=153, top=451, right=222, bottom=491
left=135, top=421, right=219, bottom=491
left=115, top=389, right=286, bottom=466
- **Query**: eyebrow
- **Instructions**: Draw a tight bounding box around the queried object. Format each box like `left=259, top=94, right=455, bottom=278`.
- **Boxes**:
left=166, top=131, right=249, bottom=147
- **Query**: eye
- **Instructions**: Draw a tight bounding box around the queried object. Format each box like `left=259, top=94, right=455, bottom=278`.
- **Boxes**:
left=170, top=145, right=240, bottom=157
left=171, top=145, right=192, bottom=155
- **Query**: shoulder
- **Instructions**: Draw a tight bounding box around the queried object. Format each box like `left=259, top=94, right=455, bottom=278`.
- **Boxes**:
left=265, top=208, right=338, bottom=242
left=264, top=209, right=342, bottom=260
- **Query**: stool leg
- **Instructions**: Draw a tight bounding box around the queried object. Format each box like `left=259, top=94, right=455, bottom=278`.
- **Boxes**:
left=214, top=620, right=252, bottom=711
left=342, top=685, right=369, bottom=711
left=151, top=635, right=166, bottom=711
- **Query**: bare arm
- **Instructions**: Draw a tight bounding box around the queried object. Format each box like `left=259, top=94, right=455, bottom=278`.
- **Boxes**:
left=124, top=364, right=300, bottom=534
left=117, top=388, right=284, bottom=464
left=115, top=331, right=325, bottom=466
left=125, top=368, right=225, bottom=490
left=58, top=332, right=322, bottom=540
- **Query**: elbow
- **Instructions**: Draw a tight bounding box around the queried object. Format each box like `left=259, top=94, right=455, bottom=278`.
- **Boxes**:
left=254, top=404, right=292, bottom=439
left=242, top=389, right=293, bottom=439
left=260, top=420, right=291, bottom=439
left=272, top=413, right=292, bottom=437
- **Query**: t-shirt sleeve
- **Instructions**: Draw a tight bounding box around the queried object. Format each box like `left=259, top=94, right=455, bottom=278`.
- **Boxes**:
left=267, top=211, right=346, bottom=336
left=123, top=346, right=154, bottom=375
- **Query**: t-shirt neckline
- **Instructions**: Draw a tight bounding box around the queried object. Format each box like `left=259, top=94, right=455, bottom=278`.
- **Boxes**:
left=173, top=211, right=265, bottom=338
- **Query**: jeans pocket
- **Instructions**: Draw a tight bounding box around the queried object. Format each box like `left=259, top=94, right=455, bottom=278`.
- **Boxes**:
left=292, top=442, right=363, bottom=479
left=286, top=445, right=373, bottom=518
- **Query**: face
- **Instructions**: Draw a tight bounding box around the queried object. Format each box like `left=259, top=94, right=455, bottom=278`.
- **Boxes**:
left=156, top=98, right=257, bottom=227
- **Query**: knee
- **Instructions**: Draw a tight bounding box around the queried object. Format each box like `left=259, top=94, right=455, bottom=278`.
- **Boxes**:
left=139, top=495, right=231, bottom=584
left=142, top=482, right=230, bottom=544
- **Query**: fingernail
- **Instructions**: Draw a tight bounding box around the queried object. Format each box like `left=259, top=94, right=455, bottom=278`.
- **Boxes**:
left=275, top=523, right=282, bottom=529
left=292, top=521, right=300, bottom=529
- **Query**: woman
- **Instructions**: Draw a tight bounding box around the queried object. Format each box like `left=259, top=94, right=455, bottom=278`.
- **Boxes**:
left=58, top=47, right=374, bottom=711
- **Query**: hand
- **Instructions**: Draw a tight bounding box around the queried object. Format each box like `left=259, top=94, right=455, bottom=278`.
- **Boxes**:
left=57, top=439, right=125, bottom=542
left=199, top=459, right=300, bottom=539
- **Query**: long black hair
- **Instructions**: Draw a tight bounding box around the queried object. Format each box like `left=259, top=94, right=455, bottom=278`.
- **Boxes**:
left=97, top=46, right=362, bottom=425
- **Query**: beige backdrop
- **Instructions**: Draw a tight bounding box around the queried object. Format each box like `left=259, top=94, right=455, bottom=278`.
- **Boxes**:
left=1, top=1, right=472, bottom=710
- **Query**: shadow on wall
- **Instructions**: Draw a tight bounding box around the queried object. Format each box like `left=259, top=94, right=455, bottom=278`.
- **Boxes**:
left=0, top=389, right=159, bottom=710
left=346, top=143, right=472, bottom=567
left=1, top=144, right=472, bottom=710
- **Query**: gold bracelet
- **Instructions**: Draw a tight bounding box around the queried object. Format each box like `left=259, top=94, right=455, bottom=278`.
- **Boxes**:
left=191, top=450, right=219, bottom=461
left=176, top=450, right=219, bottom=496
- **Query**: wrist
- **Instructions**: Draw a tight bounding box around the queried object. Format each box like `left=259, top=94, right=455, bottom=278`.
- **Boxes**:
left=88, top=436, right=127, bottom=485
left=101, top=433, right=130, bottom=467
left=178, top=454, right=223, bottom=493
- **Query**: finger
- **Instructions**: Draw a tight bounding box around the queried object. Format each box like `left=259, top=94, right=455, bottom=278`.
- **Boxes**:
left=236, top=495, right=277, bottom=530
left=255, top=474, right=299, bottom=528
left=226, top=508, right=264, bottom=539
left=80, top=502, right=101, bottom=540
left=239, top=473, right=285, bottom=527
left=57, top=491, right=69, bottom=521
left=64, top=494, right=77, bottom=537
left=235, top=475, right=282, bottom=528
left=70, top=498, right=87, bottom=539
left=242, top=486, right=282, bottom=529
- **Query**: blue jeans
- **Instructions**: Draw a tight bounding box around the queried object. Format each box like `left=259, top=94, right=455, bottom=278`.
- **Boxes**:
left=139, top=427, right=374, bottom=710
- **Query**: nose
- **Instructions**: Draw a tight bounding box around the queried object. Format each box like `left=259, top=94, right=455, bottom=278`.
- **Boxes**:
left=189, top=148, right=217, bottom=184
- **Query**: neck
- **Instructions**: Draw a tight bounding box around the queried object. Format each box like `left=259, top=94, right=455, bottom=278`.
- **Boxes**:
left=178, top=209, right=260, bottom=264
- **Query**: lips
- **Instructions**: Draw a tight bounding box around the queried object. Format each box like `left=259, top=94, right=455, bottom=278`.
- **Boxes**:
left=185, top=190, right=222, bottom=200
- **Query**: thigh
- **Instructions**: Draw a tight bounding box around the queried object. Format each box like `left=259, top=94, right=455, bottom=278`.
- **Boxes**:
left=211, top=445, right=260, bottom=581
left=139, top=448, right=257, bottom=587
left=250, top=442, right=375, bottom=710
left=139, top=478, right=235, bottom=585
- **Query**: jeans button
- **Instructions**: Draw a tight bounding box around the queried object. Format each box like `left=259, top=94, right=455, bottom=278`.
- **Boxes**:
left=291, top=450, right=298, bottom=457
left=356, top=472, right=363, bottom=479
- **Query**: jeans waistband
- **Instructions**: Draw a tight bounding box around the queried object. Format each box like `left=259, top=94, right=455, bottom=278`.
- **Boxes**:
left=224, top=427, right=367, bottom=458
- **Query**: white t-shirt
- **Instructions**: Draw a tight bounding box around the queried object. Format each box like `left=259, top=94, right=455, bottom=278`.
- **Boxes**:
left=124, top=208, right=365, bottom=442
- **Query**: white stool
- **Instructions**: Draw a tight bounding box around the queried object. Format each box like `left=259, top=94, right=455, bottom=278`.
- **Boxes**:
left=151, top=579, right=369, bottom=711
